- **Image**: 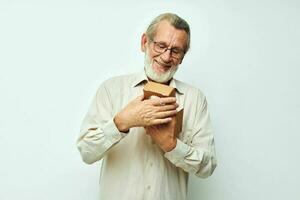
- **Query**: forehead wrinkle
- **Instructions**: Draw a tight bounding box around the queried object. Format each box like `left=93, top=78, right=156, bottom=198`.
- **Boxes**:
left=153, top=20, right=187, bottom=49
left=169, top=33, right=183, bottom=48
left=156, top=32, right=186, bottom=49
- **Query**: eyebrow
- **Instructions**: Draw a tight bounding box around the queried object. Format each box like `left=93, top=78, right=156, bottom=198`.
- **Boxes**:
left=156, top=41, right=183, bottom=50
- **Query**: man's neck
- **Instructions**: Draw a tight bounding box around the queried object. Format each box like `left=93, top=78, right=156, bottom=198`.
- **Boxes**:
left=147, top=77, right=172, bottom=86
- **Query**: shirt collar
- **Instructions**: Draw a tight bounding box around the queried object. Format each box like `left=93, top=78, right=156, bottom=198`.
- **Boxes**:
left=132, top=70, right=184, bottom=95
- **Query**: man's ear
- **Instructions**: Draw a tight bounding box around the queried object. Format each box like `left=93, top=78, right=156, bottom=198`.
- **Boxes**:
left=141, top=33, right=148, bottom=52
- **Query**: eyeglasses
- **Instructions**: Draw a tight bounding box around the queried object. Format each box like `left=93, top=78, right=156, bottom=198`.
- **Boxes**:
left=151, top=40, right=185, bottom=60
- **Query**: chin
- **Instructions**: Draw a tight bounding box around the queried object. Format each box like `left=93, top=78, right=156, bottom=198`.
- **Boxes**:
left=153, top=67, right=170, bottom=76
left=144, top=51, right=178, bottom=83
left=146, top=64, right=178, bottom=83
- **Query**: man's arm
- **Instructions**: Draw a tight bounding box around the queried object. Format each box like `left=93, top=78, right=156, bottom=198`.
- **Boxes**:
left=146, top=91, right=217, bottom=178
left=77, top=83, right=125, bottom=164
left=77, top=82, right=179, bottom=164
left=164, top=94, right=217, bottom=178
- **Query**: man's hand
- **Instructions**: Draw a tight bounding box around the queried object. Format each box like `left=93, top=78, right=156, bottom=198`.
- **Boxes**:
left=114, top=94, right=178, bottom=132
left=145, top=118, right=177, bottom=152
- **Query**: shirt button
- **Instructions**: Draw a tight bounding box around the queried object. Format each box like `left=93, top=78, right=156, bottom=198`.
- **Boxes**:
left=151, top=140, right=155, bottom=145
left=150, top=162, right=153, bottom=167
left=147, top=185, right=151, bottom=190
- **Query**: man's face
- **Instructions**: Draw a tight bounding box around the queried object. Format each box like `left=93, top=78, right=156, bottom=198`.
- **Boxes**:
left=142, top=20, right=188, bottom=83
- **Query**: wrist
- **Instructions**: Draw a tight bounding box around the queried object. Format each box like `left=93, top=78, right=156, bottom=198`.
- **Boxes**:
left=162, top=139, right=177, bottom=152
left=114, top=113, right=130, bottom=133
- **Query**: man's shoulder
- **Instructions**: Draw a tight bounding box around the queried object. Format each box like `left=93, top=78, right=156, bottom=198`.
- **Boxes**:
left=100, top=73, right=141, bottom=88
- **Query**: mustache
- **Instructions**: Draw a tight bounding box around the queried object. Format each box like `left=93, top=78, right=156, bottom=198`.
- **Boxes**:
left=154, top=60, right=172, bottom=68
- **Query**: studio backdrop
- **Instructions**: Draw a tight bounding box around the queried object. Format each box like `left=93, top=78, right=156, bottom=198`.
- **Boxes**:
left=0, top=1, right=299, bottom=200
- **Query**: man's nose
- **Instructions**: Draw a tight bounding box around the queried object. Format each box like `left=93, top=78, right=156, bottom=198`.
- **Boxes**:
left=160, top=49, right=172, bottom=63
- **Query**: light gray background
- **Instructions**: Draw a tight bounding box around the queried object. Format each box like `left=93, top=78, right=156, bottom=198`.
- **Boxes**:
left=0, top=1, right=299, bottom=200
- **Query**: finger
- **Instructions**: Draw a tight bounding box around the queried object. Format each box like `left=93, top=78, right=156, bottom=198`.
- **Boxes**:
left=151, top=97, right=177, bottom=106
left=155, top=110, right=177, bottom=119
left=157, top=103, right=179, bottom=111
left=150, top=117, right=172, bottom=125
left=160, top=97, right=177, bottom=104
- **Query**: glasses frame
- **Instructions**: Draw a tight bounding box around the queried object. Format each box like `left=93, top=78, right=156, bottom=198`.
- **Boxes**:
left=150, top=40, right=185, bottom=60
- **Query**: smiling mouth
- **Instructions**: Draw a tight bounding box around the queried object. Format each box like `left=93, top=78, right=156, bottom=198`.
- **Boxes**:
left=154, top=60, right=171, bottom=68
left=152, top=60, right=172, bottom=74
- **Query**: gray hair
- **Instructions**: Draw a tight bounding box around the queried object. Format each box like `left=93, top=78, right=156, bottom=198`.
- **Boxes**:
left=145, top=13, right=191, bottom=53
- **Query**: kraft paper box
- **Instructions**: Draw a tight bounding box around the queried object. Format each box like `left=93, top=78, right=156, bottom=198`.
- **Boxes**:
left=143, top=81, right=183, bottom=136
left=143, top=81, right=176, bottom=98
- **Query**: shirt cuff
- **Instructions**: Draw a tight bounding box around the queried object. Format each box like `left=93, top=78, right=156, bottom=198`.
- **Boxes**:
left=102, top=118, right=127, bottom=145
left=164, top=139, right=190, bottom=165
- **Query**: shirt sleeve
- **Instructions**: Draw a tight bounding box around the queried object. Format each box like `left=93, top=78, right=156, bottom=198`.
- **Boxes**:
left=76, top=83, right=126, bottom=164
left=164, top=92, right=217, bottom=178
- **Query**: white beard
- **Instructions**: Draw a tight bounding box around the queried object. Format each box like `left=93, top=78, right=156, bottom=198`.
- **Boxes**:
left=144, top=52, right=179, bottom=83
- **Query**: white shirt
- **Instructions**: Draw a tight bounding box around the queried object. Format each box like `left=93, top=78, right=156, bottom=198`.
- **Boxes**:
left=77, top=71, right=217, bottom=200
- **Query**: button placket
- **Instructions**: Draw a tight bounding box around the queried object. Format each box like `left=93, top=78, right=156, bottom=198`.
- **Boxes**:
left=144, top=144, right=155, bottom=199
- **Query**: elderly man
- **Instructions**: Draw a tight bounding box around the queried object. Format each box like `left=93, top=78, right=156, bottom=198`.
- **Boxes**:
left=77, top=13, right=217, bottom=200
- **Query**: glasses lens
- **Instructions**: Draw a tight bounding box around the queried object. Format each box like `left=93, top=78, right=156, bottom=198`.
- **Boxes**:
left=172, top=52, right=181, bottom=59
left=154, top=42, right=165, bottom=53
left=153, top=41, right=183, bottom=59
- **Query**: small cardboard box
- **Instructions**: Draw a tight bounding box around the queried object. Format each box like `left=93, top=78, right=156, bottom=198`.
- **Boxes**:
left=143, top=81, right=176, bottom=99
left=143, top=81, right=183, bottom=136
left=174, top=108, right=183, bottom=136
